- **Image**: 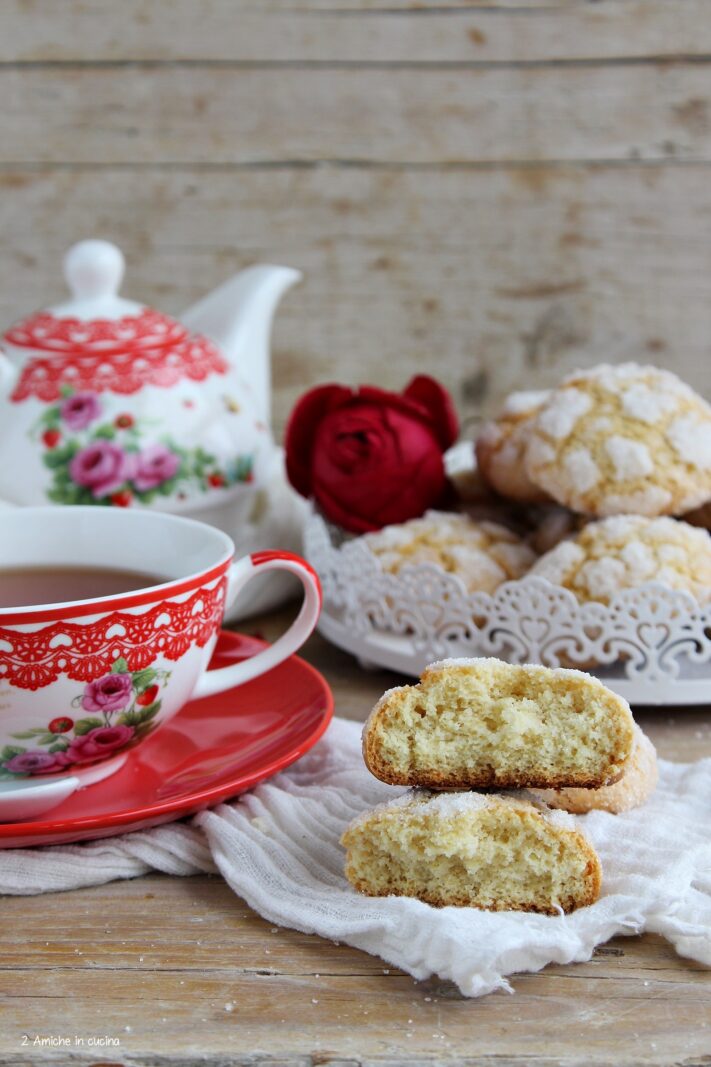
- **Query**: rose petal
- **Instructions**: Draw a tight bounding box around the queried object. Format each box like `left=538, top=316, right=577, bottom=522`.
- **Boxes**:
left=285, top=384, right=353, bottom=496
left=403, top=375, right=459, bottom=450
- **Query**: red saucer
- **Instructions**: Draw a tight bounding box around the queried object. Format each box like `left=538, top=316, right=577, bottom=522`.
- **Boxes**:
left=0, top=630, right=333, bottom=849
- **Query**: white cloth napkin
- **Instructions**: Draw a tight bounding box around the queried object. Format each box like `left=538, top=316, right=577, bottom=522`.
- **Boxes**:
left=1, top=717, right=710, bottom=997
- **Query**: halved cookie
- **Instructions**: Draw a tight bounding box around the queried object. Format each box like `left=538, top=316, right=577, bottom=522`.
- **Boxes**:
left=363, top=658, right=635, bottom=790
left=532, top=724, right=658, bottom=815
left=342, top=789, right=602, bottom=914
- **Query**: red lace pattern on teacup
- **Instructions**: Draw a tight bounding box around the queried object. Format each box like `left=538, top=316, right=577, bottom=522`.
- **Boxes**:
left=0, top=581, right=226, bottom=691
left=6, top=310, right=228, bottom=402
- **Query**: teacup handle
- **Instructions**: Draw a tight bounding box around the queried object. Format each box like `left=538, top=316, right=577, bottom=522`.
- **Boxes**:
left=191, top=550, right=322, bottom=700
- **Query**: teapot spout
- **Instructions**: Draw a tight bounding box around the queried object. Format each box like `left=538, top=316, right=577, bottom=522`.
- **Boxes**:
left=181, top=264, right=302, bottom=426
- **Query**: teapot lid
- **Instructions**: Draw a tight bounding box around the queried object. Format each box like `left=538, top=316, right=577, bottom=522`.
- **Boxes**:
left=4, top=240, right=229, bottom=402
left=5, top=240, right=188, bottom=355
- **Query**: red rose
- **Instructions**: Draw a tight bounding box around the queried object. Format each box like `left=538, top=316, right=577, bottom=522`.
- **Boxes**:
left=136, top=684, right=159, bottom=707
left=110, top=489, right=133, bottom=508
left=285, top=376, right=458, bottom=533
left=42, top=428, right=61, bottom=449
left=48, top=716, right=73, bottom=734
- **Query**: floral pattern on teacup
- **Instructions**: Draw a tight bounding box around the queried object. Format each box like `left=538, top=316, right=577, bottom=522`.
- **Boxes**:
left=0, top=659, right=171, bottom=779
left=33, top=388, right=254, bottom=507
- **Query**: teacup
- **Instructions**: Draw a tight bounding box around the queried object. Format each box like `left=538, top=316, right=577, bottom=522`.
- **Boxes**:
left=0, top=507, right=321, bottom=814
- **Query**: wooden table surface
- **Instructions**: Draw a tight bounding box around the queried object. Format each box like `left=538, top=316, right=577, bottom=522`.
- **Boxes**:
left=2, top=609, right=710, bottom=1067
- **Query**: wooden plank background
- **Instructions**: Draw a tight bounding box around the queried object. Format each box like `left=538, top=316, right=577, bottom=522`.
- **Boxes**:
left=2, top=0, right=711, bottom=435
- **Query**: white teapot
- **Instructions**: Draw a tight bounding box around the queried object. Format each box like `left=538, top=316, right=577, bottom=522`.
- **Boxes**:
left=0, top=239, right=300, bottom=523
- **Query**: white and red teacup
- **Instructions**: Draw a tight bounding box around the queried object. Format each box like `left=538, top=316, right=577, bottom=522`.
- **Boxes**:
left=0, top=507, right=321, bottom=816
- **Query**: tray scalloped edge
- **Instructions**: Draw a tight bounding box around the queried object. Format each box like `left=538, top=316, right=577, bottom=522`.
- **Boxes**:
left=304, top=511, right=711, bottom=705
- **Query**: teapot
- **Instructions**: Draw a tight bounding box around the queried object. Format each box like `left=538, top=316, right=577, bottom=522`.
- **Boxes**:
left=0, top=240, right=301, bottom=523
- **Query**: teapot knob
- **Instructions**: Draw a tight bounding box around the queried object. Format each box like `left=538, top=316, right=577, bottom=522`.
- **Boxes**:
left=63, top=240, right=125, bottom=302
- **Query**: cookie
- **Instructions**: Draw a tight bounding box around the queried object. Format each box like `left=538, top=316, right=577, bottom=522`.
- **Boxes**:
left=529, top=515, right=711, bottom=605
left=363, top=511, right=536, bottom=595
left=445, top=440, right=496, bottom=506
left=476, top=390, right=552, bottom=504
left=525, top=363, right=711, bottom=516
left=362, top=657, right=635, bottom=790
left=532, top=724, right=658, bottom=814
left=342, top=789, right=602, bottom=914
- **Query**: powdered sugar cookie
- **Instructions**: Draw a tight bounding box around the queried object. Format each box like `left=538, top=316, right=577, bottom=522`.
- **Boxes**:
left=444, top=440, right=532, bottom=529
left=525, top=363, right=711, bottom=516
left=529, top=514, right=711, bottom=604
left=445, top=440, right=495, bottom=505
left=476, top=390, right=551, bottom=504
left=363, top=510, right=536, bottom=594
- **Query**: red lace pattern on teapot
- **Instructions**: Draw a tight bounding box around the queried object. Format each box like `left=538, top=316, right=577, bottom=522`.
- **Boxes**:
left=0, top=580, right=226, bottom=691
left=6, top=309, right=228, bottom=402
left=6, top=309, right=188, bottom=355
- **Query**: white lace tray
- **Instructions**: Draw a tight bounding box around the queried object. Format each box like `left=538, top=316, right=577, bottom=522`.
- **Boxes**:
left=304, top=511, right=711, bottom=705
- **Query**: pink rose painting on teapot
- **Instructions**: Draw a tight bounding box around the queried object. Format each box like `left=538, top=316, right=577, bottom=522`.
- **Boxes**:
left=30, top=387, right=252, bottom=508
left=0, top=240, right=301, bottom=515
